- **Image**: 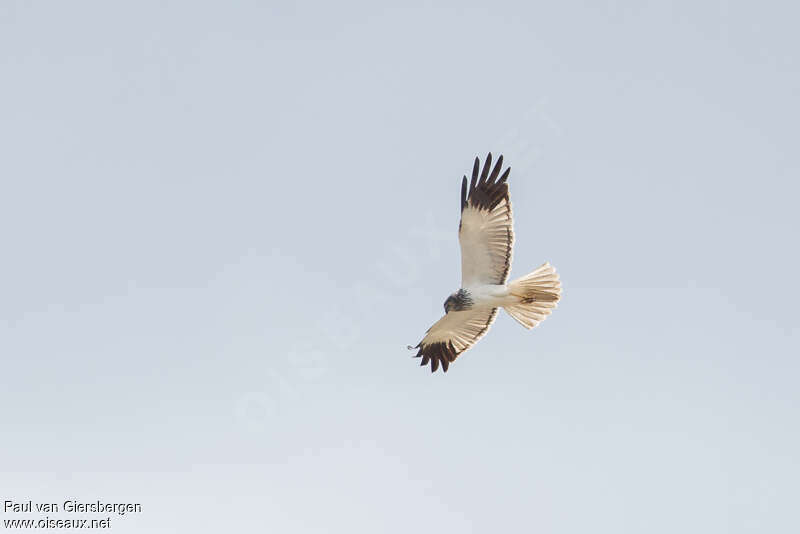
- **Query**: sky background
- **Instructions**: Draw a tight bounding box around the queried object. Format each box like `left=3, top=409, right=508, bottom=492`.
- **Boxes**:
left=1, top=1, right=798, bottom=532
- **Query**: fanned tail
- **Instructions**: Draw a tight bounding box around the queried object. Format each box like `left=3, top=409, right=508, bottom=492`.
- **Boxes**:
left=503, top=262, right=562, bottom=329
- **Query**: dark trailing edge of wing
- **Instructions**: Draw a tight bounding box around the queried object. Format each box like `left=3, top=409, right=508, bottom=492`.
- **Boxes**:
left=460, top=152, right=510, bottom=213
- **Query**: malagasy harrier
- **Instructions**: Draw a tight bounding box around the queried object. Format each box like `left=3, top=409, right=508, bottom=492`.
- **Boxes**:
left=411, top=153, right=561, bottom=372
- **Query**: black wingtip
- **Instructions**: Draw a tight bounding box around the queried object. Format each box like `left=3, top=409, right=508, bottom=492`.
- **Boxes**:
left=498, top=167, right=511, bottom=184
left=470, top=158, right=479, bottom=194
left=479, top=153, right=492, bottom=185
left=488, top=154, right=504, bottom=185
left=462, top=153, right=510, bottom=212
left=460, top=176, right=467, bottom=211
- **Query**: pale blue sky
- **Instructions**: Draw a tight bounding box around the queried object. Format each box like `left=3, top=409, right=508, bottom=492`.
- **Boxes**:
left=1, top=1, right=798, bottom=532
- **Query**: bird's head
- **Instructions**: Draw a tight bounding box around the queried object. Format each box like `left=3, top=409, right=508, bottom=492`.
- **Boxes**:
left=443, top=289, right=473, bottom=313
left=443, top=294, right=456, bottom=313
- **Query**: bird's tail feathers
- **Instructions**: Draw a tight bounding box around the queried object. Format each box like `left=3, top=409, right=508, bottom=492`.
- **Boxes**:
left=504, top=262, right=561, bottom=329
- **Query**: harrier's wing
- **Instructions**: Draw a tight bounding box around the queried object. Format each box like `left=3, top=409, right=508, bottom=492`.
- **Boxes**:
left=412, top=308, right=498, bottom=373
left=459, top=153, right=514, bottom=287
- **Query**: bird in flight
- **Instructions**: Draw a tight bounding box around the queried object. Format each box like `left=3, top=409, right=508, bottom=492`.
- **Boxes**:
left=411, top=153, right=561, bottom=372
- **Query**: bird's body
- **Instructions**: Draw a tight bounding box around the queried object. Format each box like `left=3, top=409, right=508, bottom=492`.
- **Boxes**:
left=411, top=153, right=561, bottom=373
